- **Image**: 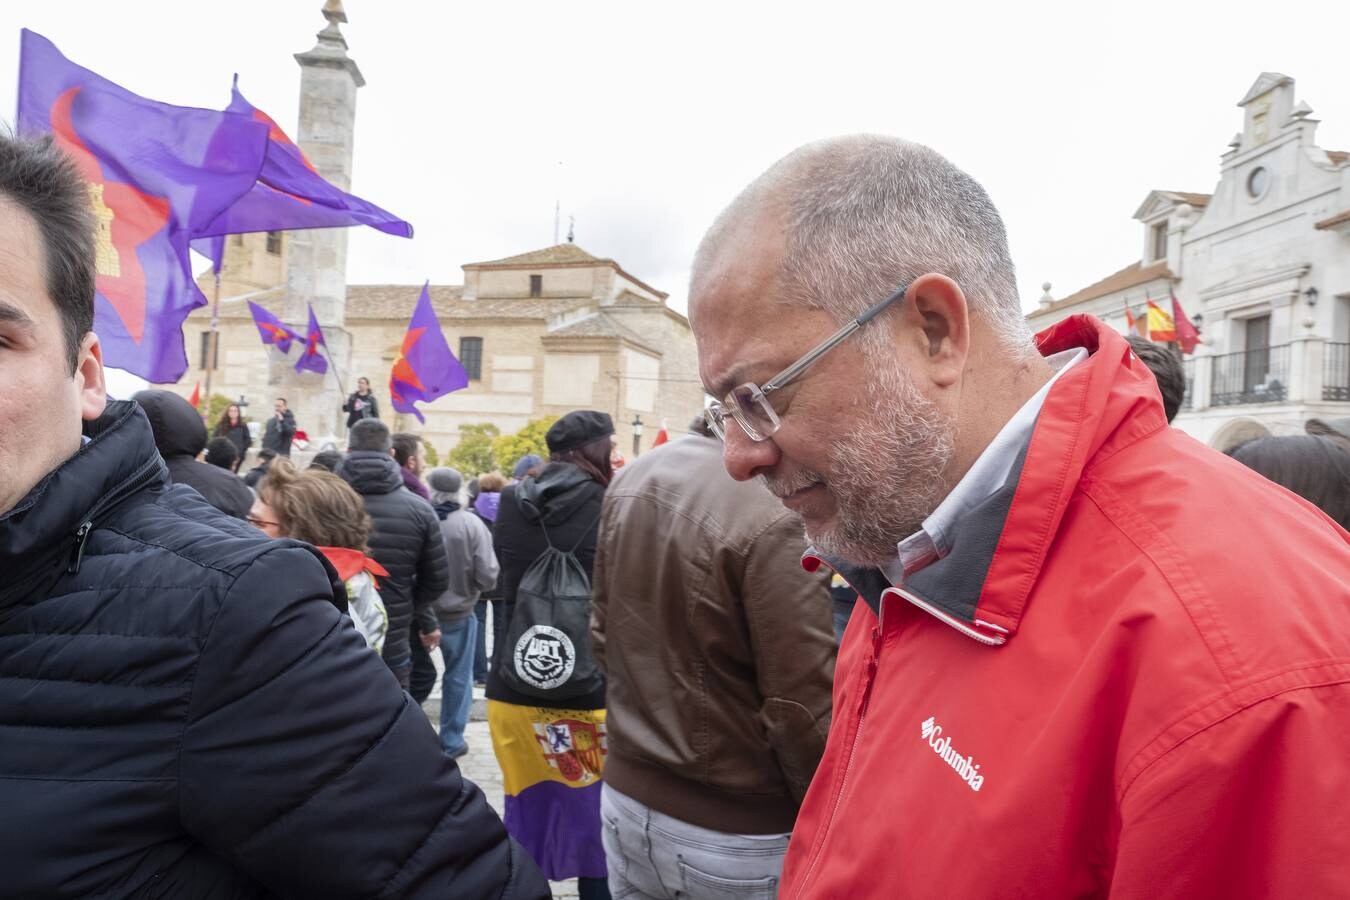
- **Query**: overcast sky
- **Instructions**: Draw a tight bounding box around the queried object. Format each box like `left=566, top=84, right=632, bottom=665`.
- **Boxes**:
left=4, top=0, right=1348, bottom=396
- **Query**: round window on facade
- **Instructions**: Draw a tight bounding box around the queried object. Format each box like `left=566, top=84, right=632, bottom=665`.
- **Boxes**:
left=1247, top=167, right=1269, bottom=199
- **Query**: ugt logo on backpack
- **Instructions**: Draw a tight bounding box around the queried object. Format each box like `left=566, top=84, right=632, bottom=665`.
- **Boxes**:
left=514, top=625, right=576, bottom=691
left=496, top=509, right=604, bottom=701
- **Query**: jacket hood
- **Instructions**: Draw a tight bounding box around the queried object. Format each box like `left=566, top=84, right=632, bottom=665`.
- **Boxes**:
left=474, top=491, right=501, bottom=522
left=517, top=461, right=599, bottom=525
left=337, top=450, right=404, bottom=496
left=133, top=389, right=207, bottom=459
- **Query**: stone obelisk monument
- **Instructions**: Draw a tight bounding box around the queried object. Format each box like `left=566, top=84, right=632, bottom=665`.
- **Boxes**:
left=271, top=0, right=364, bottom=444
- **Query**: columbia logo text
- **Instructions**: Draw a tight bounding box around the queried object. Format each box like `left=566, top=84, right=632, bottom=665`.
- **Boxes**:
left=921, top=716, right=985, bottom=792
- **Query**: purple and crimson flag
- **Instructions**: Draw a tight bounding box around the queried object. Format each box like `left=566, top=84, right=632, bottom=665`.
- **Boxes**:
left=295, top=303, right=329, bottom=375
left=194, top=76, right=412, bottom=242
left=389, top=282, right=469, bottom=422
left=16, top=30, right=269, bottom=382
left=246, top=301, right=300, bottom=354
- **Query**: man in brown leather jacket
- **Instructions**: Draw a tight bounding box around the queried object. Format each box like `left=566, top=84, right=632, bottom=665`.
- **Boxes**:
left=591, top=421, right=836, bottom=898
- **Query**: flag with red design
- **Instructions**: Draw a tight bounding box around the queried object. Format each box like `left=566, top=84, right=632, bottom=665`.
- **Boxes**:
left=17, top=30, right=268, bottom=382
left=652, top=422, right=670, bottom=447
left=295, top=303, right=329, bottom=375
left=188, top=382, right=201, bottom=408
left=193, top=76, right=412, bottom=249
left=1171, top=290, right=1201, bottom=354
left=389, top=283, right=468, bottom=422
left=247, top=301, right=300, bottom=353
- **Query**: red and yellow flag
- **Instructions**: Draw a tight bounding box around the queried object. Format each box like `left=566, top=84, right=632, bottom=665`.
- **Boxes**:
left=1146, top=299, right=1177, bottom=342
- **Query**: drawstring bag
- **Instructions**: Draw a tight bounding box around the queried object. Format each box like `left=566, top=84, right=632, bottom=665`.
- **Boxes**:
left=497, top=514, right=603, bottom=700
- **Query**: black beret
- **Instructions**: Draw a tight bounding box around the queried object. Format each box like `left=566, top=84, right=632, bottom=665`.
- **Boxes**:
left=546, top=410, right=615, bottom=454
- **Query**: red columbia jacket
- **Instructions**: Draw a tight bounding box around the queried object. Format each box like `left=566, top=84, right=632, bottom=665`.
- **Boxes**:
left=782, top=315, right=1350, bottom=898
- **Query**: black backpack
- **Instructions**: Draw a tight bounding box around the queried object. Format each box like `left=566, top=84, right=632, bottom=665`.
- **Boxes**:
left=496, top=513, right=603, bottom=700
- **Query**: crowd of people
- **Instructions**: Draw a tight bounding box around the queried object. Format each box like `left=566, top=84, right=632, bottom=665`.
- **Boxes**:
left=3, top=126, right=1349, bottom=899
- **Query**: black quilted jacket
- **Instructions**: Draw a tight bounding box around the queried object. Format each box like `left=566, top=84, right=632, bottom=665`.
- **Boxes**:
left=0, top=401, right=547, bottom=899
left=337, top=451, right=450, bottom=665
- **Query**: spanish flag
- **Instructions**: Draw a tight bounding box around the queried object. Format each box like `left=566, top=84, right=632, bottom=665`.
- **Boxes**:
left=488, top=700, right=608, bottom=880
left=1146, top=299, right=1177, bottom=342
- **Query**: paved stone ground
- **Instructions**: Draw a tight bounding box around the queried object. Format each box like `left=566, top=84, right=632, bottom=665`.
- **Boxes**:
left=422, top=648, right=581, bottom=898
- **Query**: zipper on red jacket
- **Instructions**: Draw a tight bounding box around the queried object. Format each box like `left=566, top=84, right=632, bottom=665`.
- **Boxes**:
left=792, top=614, right=884, bottom=899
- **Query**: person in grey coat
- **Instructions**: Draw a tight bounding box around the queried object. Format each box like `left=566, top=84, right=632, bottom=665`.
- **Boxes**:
left=427, top=467, right=499, bottom=758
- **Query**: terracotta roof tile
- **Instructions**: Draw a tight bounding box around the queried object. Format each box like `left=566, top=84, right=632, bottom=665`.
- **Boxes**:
left=1028, top=259, right=1174, bottom=318
left=543, top=312, right=659, bottom=353
left=1168, top=191, right=1211, bottom=207
left=465, top=243, right=601, bottom=268
left=344, top=284, right=592, bottom=321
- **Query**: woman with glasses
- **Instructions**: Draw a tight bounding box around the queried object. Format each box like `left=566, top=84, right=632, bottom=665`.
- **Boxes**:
left=249, top=459, right=389, bottom=653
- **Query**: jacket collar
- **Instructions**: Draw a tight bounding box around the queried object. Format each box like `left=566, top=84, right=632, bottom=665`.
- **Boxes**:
left=0, top=400, right=167, bottom=585
left=338, top=451, right=403, bottom=495
left=805, top=316, right=1168, bottom=646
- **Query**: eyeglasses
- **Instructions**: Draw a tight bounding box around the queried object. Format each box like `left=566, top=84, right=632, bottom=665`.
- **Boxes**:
left=705, top=282, right=910, bottom=442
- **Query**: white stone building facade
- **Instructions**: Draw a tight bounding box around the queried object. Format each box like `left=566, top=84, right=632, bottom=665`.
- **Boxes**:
left=1028, top=73, right=1350, bottom=449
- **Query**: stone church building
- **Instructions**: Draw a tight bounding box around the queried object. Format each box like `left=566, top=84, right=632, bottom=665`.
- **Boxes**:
left=1029, top=72, right=1350, bottom=449
left=180, top=2, right=703, bottom=456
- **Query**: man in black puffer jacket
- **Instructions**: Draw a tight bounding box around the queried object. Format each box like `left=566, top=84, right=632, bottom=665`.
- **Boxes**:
left=0, top=134, right=547, bottom=899
left=339, top=419, right=450, bottom=690
left=132, top=388, right=254, bottom=519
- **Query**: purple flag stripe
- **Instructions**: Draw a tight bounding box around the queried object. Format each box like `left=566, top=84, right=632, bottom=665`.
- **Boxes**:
left=502, top=780, right=607, bottom=881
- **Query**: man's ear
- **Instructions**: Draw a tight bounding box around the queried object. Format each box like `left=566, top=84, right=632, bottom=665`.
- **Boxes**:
left=892, top=273, right=970, bottom=389
left=76, top=333, right=107, bottom=422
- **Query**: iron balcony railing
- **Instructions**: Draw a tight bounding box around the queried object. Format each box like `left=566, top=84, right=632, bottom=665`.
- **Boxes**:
left=1181, top=357, right=1194, bottom=410
left=1324, top=342, right=1350, bottom=402
left=1211, top=344, right=1290, bottom=407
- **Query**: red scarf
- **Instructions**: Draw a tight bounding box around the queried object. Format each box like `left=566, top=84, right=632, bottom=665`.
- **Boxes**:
left=318, top=546, right=388, bottom=587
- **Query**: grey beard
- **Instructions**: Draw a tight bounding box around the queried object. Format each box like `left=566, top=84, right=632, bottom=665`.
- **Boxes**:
left=808, top=363, right=954, bottom=567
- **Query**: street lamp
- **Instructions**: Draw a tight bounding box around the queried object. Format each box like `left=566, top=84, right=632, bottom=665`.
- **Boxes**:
left=1304, top=286, right=1319, bottom=307
left=631, top=414, right=644, bottom=458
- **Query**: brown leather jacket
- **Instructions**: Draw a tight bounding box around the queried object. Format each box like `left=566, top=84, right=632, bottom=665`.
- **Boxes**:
left=591, top=435, right=835, bottom=835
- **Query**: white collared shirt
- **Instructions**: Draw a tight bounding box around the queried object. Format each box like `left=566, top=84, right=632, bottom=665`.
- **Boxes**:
left=880, top=347, right=1088, bottom=587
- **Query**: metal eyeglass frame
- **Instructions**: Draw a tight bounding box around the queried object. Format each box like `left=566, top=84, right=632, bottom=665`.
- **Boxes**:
left=706, top=281, right=910, bottom=442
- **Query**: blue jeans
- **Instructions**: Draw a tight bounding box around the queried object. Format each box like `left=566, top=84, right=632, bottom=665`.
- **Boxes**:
left=601, top=784, right=788, bottom=899
left=438, top=616, right=477, bottom=757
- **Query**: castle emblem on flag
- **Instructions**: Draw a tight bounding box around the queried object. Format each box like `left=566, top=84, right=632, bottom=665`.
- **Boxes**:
left=533, top=717, right=608, bottom=784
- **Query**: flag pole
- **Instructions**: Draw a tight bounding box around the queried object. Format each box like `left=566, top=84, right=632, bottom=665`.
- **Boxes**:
left=324, top=321, right=347, bottom=404
left=201, top=251, right=224, bottom=423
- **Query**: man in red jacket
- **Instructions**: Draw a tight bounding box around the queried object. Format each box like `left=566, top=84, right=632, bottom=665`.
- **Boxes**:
left=690, top=134, right=1350, bottom=898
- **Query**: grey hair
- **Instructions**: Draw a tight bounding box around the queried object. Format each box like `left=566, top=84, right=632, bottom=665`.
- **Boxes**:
left=692, top=135, right=1034, bottom=356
